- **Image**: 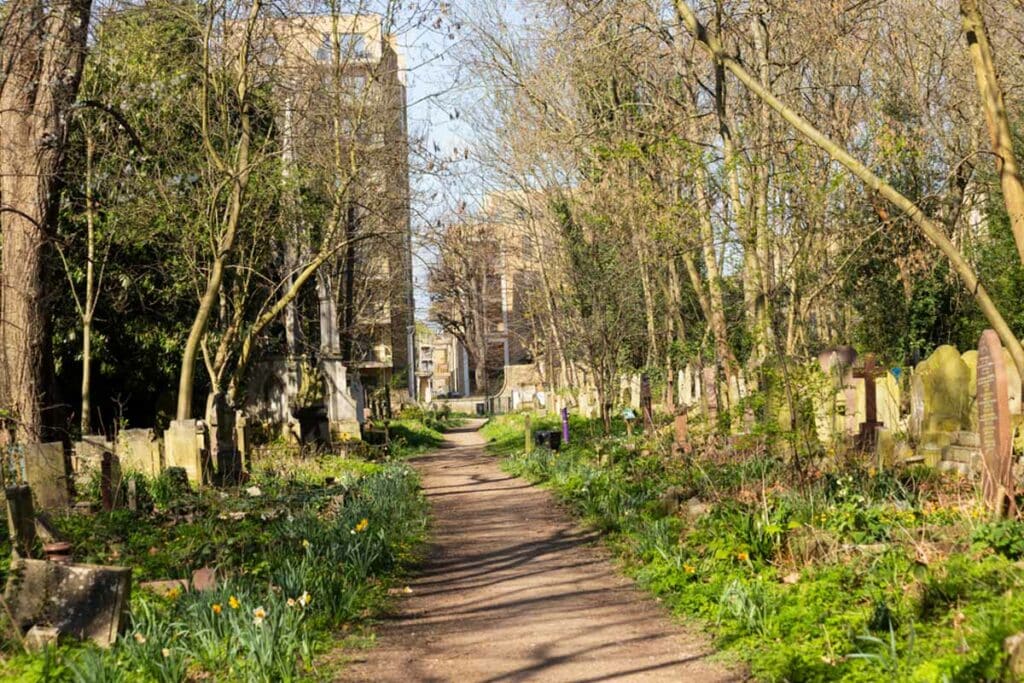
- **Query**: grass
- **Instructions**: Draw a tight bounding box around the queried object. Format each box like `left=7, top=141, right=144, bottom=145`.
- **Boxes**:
left=0, top=451, right=429, bottom=681
left=484, top=413, right=1024, bottom=682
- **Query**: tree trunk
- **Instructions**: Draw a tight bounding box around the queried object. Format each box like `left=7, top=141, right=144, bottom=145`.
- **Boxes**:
left=176, top=0, right=259, bottom=420
left=675, top=0, right=1024, bottom=376
left=960, top=0, right=1024, bottom=264
left=0, top=0, right=92, bottom=442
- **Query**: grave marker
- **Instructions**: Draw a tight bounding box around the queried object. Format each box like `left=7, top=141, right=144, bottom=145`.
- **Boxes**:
left=977, top=330, right=1016, bottom=517
left=5, top=559, right=131, bottom=648
left=854, top=354, right=885, bottom=451
left=23, top=443, right=70, bottom=511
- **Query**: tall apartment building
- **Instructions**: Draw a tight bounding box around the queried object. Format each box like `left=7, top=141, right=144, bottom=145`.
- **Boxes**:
left=241, top=14, right=414, bottom=436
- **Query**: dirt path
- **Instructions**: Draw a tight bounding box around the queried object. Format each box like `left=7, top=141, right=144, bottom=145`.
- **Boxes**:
left=338, top=420, right=739, bottom=682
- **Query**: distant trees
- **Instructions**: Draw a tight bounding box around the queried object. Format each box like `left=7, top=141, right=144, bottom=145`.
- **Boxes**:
left=448, top=0, right=1024, bottom=410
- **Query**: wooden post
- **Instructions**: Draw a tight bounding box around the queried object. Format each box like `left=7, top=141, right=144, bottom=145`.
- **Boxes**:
left=524, top=414, right=534, bottom=455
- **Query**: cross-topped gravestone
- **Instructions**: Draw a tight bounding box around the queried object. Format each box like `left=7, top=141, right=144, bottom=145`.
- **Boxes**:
left=977, top=330, right=1016, bottom=517
left=854, top=354, right=886, bottom=450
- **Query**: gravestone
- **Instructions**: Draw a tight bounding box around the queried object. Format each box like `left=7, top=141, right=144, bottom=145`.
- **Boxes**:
left=164, top=420, right=209, bottom=486
left=977, top=330, right=1016, bottom=517
left=72, top=437, right=112, bottom=484
left=6, top=486, right=36, bottom=557
left=640, top=375, right=654, bottom=431
left=629, top=374, right=642, bottom=411
left=560, top=407, right=570, bottom=445
left=23, top=443, right=70, bottom=512
left=116, top=429, right=163, bottom=477
left=5, top=558, right=130, bottom=648
left=99, top=452, right=122, bottom=511
left=909, top=345, right=971, bottom=457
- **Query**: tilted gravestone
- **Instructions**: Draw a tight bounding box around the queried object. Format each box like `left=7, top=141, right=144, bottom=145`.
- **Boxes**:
left=977, top=330, right=1016, bottom=517
left=23, top=443, right=70, bottom=512
left=4, top=558, right=130, bottom=648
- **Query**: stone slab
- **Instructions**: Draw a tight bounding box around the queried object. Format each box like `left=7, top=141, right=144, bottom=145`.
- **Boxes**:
left=5, top=559, right=130, bottom=648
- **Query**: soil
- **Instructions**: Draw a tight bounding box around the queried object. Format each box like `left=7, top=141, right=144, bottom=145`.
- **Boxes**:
left=337, top=420, right=741, bottom=682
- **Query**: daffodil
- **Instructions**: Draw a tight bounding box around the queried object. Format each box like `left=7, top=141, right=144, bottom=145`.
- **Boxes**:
left=253, top=606, right=267, bottom=627
left=354, top=518, right=369, bottom=533
left=211, top=603, right=222, bottom=615
left=302, top=539, right=311, bottom=550
left=133, top=633, right=147, bottom=644
left=161, top=648, right=171, bottom=658
left=298, top=591, right=311, bottom=607
left=229, top=595, right=240, bottom=610
left=287, top=598, right=297, bottom=608
left=736, top=551, right=749, bottom=562
left=684, top=564, right=696, bottom=574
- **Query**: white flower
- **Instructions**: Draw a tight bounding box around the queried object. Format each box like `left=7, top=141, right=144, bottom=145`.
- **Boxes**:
left=297, top=591, right=311, bottom=608
left=252, top=606, right=267, bottom=626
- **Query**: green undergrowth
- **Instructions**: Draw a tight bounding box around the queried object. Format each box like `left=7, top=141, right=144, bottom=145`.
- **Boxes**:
left=0, top=452, right=428, bottom=682
left=385, top=406, right=464, bottom=457
left=484, top=413, right=1024, bottom=682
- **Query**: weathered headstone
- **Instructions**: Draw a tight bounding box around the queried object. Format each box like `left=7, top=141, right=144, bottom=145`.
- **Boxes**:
left=640, top=375, right=654, bottom=431
left=4, top=559, right=130, bottom=648
left=23, top=443, right=70, bottom=512
left=72, top=437, right=112, bottom=485
left=909, top=345, right=971, bottom=456
left=164, top=420, right=209, bottom=486
left=116, top=429, right=163, bottom=478
left=6, top=486, right=36, bottom=557
left=977, top=330, right=1016, bottom=517
left=99, top=452, right=122, bottom=512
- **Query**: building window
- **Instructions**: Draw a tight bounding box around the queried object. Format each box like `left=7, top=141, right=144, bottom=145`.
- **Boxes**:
left=316, top=32, right=369, bottom=62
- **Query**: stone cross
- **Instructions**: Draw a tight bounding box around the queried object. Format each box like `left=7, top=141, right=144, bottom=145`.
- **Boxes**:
left=854, top=354, right=886, bottom=450
left=977, top=330, right=1016, bottom=517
